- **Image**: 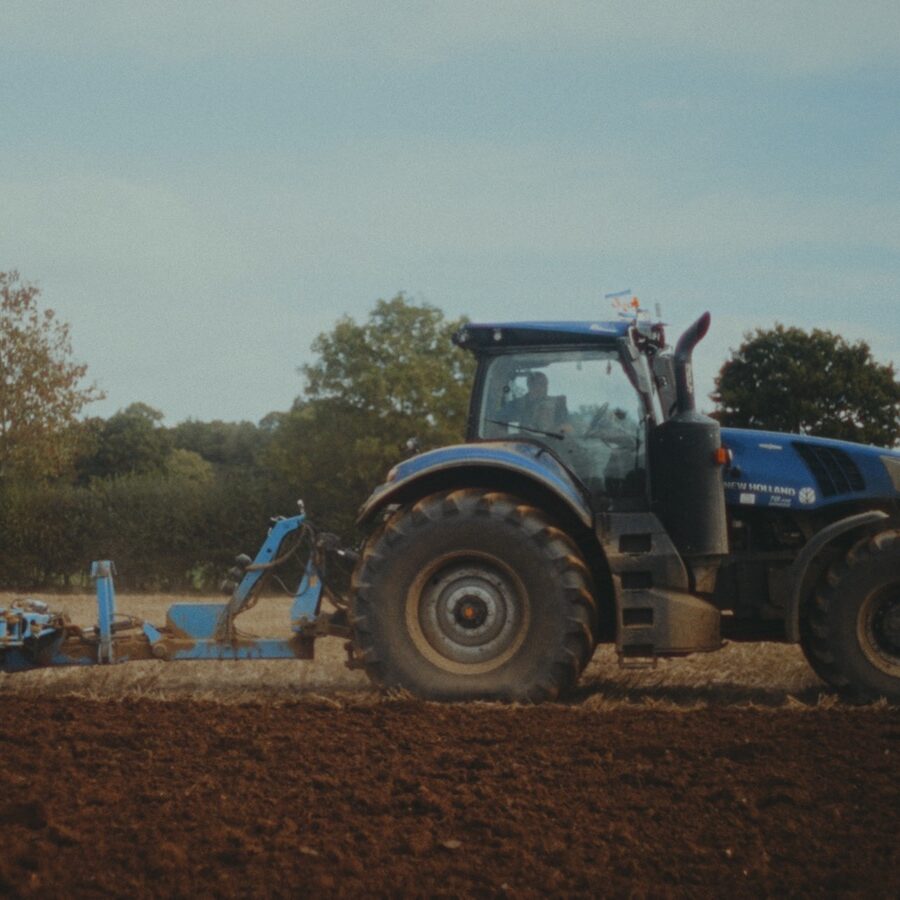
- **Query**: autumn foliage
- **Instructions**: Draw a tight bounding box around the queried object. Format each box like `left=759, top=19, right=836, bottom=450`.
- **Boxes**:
left=0, top=272, right=102, bottom=480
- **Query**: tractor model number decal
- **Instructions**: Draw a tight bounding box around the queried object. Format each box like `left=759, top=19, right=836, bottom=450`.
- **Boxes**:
left=724, top=480, right=816, bottom=507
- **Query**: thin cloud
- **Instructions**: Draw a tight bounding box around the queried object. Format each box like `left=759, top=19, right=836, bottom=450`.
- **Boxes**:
left=3, top=1, right=899, bottom=75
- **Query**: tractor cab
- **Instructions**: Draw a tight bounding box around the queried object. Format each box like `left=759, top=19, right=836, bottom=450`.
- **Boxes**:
left=455, top=318, right=670, bottom=510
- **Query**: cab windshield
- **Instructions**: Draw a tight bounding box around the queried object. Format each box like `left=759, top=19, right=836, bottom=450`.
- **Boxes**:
left=476, top=349, right=647, bottom=504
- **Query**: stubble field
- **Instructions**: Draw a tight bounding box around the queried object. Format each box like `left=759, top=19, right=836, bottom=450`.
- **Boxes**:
left=0, top=591, right=897, bottom=896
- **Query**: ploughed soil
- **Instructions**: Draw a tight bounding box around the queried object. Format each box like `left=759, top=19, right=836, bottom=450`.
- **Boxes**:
left=0, top=699, right=897, bottom=898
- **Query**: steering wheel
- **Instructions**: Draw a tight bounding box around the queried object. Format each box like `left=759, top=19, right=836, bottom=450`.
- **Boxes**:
left=585, top=404, right=614, bottom=444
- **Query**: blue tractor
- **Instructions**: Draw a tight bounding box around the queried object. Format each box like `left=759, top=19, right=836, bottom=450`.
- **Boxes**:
left=3, top=312, right=897, bottom=703
left=349, top=313, right=900, bottom=701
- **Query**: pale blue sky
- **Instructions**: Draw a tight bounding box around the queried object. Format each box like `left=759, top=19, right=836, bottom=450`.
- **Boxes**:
left=2, top=1, right=898, bottom=423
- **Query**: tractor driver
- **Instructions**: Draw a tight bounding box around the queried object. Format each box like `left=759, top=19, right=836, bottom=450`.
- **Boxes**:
left=499, top=371, right=569, bottom=433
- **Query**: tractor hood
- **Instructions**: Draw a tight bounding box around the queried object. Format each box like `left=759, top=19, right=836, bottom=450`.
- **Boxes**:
left=720, top=427, right=900, bottom=512
left=357, top=440, right=593, bottom=528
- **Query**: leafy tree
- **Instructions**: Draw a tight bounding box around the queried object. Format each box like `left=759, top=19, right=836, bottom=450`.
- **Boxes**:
left=0, top=271, right=102, bottom=480
left=712, top=324, right=900, bottom=446
left=303, top=294, right=473, bottom=438
left=266, top=295, right=474, bottom=534
left=165, top=448, right=215, bottom=483
left=76, top=402, right=173, bottom=480
left=170, top=419, right=268, bottom=469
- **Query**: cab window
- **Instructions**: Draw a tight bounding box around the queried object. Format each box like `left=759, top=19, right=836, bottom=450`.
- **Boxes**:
left=477, top=350, right=647, bottom=506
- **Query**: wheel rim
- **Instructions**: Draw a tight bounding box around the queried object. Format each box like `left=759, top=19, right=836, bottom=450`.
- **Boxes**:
left=405, top=552, right=531, bottom=675
left=857, top=584, right=900, bottom=677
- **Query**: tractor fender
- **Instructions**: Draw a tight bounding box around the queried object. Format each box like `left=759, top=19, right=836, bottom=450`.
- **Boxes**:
left=357, top=441, right=593, bottom=531
left=785, top=509, right=889, bottom=642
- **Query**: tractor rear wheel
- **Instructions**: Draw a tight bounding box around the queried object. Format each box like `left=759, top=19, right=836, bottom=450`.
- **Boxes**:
left=801, top=529, right=900, bottom=702
left=350, top=488, right=597, bottom=701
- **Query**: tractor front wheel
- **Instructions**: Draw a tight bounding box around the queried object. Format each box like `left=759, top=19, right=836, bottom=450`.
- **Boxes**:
left=350, top=489, right=597, bottom=701
left=802, top=529, right=900, bottom=702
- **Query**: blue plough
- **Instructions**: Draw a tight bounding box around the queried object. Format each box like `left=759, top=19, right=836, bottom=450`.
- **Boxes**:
left=0, top=507, right=354, bottom=674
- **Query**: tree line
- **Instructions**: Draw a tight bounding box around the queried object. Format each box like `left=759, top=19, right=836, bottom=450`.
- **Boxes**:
left=0, top=270, right=897, bottom=591
left=0, top=274, right=473, bottom=590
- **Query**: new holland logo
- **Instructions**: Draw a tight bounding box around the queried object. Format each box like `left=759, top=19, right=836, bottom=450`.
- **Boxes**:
left=799, top=487, right=817, bottom=505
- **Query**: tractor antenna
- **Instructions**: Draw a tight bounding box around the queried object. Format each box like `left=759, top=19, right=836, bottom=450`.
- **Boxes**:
left=604, top=288, right=645, bottom=320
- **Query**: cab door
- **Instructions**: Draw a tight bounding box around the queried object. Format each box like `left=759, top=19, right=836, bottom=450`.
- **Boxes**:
left=474, top=348, right=650, bottom=510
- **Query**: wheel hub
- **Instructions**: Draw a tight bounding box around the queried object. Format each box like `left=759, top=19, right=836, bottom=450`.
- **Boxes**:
left=409, top=558, right=530, bottom=671
left=455, top=595, right=489, bottom=629
left=860, top=587, right=900, bottom=676
left=873, top=596, right=900, bottom=655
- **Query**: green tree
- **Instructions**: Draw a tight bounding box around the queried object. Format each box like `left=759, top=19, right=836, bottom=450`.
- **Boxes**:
left=0, top=271, right=103, bottom=480
left=170, top=419, right=268, bottom=469
left=266, top=295, right=474, bottom=534
left=77, top=403, right=173, bottom=480
left=165, top=448, right=215, bottom=483
left=304, top=294, right=472, bottom=438
left=712, top=324, right=900, bottom=446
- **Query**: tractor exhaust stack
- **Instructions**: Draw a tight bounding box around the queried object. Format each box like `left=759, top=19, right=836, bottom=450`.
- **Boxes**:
left=673, top=311, right=711, bottom=414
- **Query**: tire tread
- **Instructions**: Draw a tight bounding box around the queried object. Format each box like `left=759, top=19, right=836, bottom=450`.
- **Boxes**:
left=800, top=528, right=900, bottom=700
left=350, top=489, right=596, bottom=701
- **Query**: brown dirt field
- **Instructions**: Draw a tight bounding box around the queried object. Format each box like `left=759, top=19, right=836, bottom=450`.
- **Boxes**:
left=1, top=592, right=898, bottom=896
left=0, top=700, right=897, bottom=898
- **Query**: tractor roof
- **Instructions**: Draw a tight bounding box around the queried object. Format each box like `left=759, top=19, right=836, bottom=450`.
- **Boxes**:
left=453, top=319, right=633, bottom=351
